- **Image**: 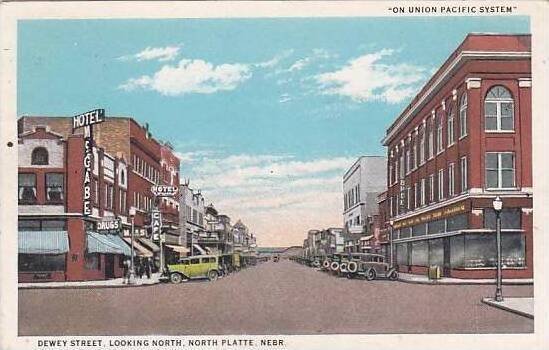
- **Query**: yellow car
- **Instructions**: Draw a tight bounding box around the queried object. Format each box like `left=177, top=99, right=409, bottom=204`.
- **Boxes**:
left=167, top=255, right=219, bottom=283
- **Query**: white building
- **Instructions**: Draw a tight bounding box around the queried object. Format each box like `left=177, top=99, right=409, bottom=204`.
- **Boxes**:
left=178, top=181, right=205, bottom=254
left=342, top=156, right=386, bottom=252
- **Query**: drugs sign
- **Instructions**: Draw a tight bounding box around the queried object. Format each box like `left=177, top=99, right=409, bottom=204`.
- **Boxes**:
left=151, top=210, right=162, bottom=241
left=151, top=185, right=178, bottom=197
left=96, top=218, right=121, bottom=234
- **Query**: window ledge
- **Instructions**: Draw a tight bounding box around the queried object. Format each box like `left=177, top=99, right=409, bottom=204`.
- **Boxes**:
left=447, top=142, right=455, bottom=148
left=485, top=130, right=515, bottom=134
left=459, top=134, right=468, bottom=141
left=436, top=150, right=444, bottom=156
left=484, top=187, right=519, bottom=191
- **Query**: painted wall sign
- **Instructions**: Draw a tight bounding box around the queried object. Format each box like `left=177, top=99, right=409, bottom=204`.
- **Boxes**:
left=393, top=201, right=469, bottom=229
left=72, top=109, right=105, bottom=216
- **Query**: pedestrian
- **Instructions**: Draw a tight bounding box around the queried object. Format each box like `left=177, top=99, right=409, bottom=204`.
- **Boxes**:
left=122, top=258, right=130, bottom=284
left=137, top=258, right=144, bottom=279
left=145, top=257, right=151, bottom=279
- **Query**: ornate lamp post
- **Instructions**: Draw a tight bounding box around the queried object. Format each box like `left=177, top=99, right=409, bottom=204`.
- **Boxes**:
left=389, top=220, right=395, bottom=268
left=493, top=196, right=503, bottom=302
left=128, top=207, right=137, bottom=285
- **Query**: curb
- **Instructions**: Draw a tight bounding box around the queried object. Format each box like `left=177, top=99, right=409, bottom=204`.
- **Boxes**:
left=18, top=281, right=161, bottom=290
left=398, top=278, right=533, bottom=286
left=481, top=298, right=534, bottom=319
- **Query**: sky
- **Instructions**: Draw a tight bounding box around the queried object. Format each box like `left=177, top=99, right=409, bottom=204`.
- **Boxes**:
left=18, top=17, right=529, bottom=247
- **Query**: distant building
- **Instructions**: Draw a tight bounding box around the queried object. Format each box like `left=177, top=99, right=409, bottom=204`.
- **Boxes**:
left=178, top=181, right=205, bottom=255
left=342, top=156, right=387, bottom=253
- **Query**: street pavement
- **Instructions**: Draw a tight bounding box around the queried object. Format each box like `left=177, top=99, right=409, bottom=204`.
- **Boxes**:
left=18, top=260, right=533, bottom=335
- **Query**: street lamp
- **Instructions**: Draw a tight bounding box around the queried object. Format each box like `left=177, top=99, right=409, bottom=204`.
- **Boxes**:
left=389, top=220, right=395, bottom=268
left=493, top=196, right=503, bottom=302
left=128, top=207, right=137, bottom=285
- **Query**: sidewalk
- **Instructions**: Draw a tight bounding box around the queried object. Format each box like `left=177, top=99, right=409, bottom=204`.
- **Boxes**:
left=18, top=273, right=162, bottom=289
left=398, top=272, right=533, bottom=285
left=482, top=297, right=534, bottom=319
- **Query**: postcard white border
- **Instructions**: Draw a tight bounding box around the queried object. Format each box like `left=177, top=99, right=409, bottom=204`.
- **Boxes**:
left=1, top=1, right=548, bottom=350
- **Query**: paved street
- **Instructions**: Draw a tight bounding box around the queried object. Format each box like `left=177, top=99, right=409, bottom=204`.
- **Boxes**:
left=19, top=260, right=533, bottom=335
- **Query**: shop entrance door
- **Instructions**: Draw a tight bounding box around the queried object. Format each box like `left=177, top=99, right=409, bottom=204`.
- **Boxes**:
left=443, top=237, right=451, bottom=277
left=105, top=255, right=115, bottom=279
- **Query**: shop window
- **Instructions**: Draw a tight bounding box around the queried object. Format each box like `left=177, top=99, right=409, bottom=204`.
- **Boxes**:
left=484, top=208, right=521, bottom=230
left=484, top=86, right=514, bottom=131
left=463, top=233, right=497, bottom=268
left=411, top=240, right=429, bottom=266
left=45, top=173, right=64, bottom=203
left=485, top=152, right=515, bottom=189
left=392, top=229, right=400, bottom=240
left=18, top=220, right=41, bottom=231
left=450, top=235, right=465, bottom=268
left=31, top=147, right=49, bottom=165
left=429, top=238, right=444, bottom=266
left=412, top=223, right=426, bottom=237
left=447, top=214, right=468, bottom=232
left=18, top=254, right=66, bottom=272
left=41, top=220, right=66, bottom=231
left=85, top=253, right=101, bottom=270
left=400, top=227, right=411, bottom=239
left=18, top=173, right=37, bottom=203
left=428, top=219, right=445, bottom=234
left=396, top=243, right=408, bottom=266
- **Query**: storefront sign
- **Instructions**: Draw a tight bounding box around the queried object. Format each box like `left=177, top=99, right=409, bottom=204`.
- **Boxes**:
left=96, top=218, right=121, bottom=234
left=151, top=210, right=162, bottom=241
left=151, top=185, right=178, bottom=197
left=393, top=201, right=469, bottom=229
left=73, top=109, right=105, bottom=216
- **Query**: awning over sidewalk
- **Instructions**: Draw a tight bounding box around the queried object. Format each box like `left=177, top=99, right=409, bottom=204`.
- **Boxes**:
left=138, top=238, right=160, bottom=253
left=122, top=237, right=153, bottom=258
left=359, top=235, right=374, bottom=241
left=193, top=244, right=207, bottom=255
left=86, top=232, right=131, bottom=256
left=166, top=245, right=190, bottom=254
left=18, top=231, right=69, bottom=254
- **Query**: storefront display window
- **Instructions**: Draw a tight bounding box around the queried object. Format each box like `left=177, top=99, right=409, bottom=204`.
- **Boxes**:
left=400, top=227, right=411, bottom=239
left=484, top=208, right=521, bottom=229
left=411, top=240, right=428, bottom=266
left=18, top=254, right=66, bottom=272
left=412, top=223, right=426, bottom=237
left=447, top=214, right=467, bottom=231
left=454, top=232, right=525, bottom=268
left=429, top=238, right=444, bottom=266
left=450, top=235, right=465, bottom=268
left=428, top=219, right=445, bottom=234
left=396, top=243, right=408, bottom=266
left=85, top=253, right=101, bottom=270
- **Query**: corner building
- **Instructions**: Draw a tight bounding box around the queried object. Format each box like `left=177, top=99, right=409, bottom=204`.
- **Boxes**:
left=381, top=34, right=532, bottom=279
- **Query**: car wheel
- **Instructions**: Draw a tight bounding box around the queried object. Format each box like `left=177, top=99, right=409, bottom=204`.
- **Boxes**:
left=170, top=273, right=183, bottom=284
left=208, top=270, right=218, bottom=282
left=389, top=270, right=398, bottom=281
left=366, top=268, right=376, bottom=281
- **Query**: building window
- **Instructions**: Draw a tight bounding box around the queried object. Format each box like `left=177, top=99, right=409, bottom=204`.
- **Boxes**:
left=18, top=254, right=66, bottom=272
left=428, top=117, right=434, bottom=159
left=412, top=136, right=417, bottom=170
left=411, top=241, right=429, bottom=266
left=18, top=173, right=37, bottom=203
left=447, top=106, right=455, bottom=146
left=31, top=147, right=49, bottom=165
left=45, top=173, right=64, bottom=203
left=420, top=178, right=426, bottom=206
left=419, top=128, right=425, bottom=165
left=484, top=208, right=521, bottom=230
left=485, top=152, right=515, bottom=189
left=485, top=86, right=514, bottom=131
left=399, top=154, right=405, bottom=179
left=405, top=148, right=410, bottom=174
left=459, top=93, right=468, bottom=138
left=119, top=190, right=127, bottom=214
left=452, top=233, right=525, bottom=268
left=429, top=174, right=435, bottom=203
left=85, top=253, right=101, bottom=270
left=438, top=169, right=444, bottom=200
left=448, top=163, right=455, bottom=197
left=460, top=156, right=468, bottom=192
left=389, top=163, right=393, bottom=186
left=436, top=113, right=444, bottom=153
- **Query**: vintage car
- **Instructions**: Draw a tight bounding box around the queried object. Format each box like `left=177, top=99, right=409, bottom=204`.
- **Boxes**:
left=328, top=253, right=345, bottom=275
left=166, top=255, right=220, bottom=283
left=346, top=253, right=398, bottom=281
left=218, top=253, right=241, bottom=275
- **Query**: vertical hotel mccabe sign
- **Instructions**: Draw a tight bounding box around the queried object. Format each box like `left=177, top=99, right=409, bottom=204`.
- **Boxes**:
left=72, top=109, right=105, bottom=216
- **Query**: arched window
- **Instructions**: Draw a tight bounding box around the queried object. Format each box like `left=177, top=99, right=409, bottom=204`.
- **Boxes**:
left=31, top=147, right=49, bottom=165
left=459, top=93, right=468, bottom=137
left=447, top=105, right=455, bottom=146
left=485, top=86, right=514, bottom=131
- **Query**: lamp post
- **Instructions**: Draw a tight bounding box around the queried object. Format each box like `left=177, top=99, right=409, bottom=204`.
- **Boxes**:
left=493, top=196, right=503, bottom=302
left=128, top=207, right=137, bottom=285
left=389, top=220, right=395, bottom=268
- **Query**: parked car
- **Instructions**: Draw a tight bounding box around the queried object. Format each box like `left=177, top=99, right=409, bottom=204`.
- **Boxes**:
left=166, top=255, right=220, bottom=283
left=273, top=255, right=280, bottom=262
left=329, top=253, right=345, bottom=275
left=346, top=253, right=398, bottom=281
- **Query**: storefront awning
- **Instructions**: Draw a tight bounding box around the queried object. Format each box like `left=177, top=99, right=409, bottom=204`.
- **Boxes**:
left=360, top=235, right=374, bottom=241
left=86, top=232, right=131, bottom=256
left=193, top=244, right=207, bottom=255
left=138, top=238, right=160, bottom=253
left=19, top=231, right=69, bottom=254
left=123, top=237, right=153, bottom=258
left=166, top=244, right=190, bottom=254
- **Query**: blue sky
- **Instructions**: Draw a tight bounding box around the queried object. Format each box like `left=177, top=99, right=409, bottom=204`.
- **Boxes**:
left=18, top=17, right=529, bottom=246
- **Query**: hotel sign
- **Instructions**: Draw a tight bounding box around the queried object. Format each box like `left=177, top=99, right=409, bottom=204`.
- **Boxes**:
left=151, top=185, right=178, bottom=197
left=73, top=109, right=105, bottom=216
left=393, top=201, right=470, bottom=229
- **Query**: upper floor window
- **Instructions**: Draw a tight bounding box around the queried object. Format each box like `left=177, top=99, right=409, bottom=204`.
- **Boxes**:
left=438, top=169, right=444, bottom=201
left=18, top=173, right=37, bottom=203
left=428, top=117, right=434, bottom=159
left=448, top=163, right=455, bottom=197
left=460, top=156, right=468, bottom=193
left=447, top=106, right=455, bottom=146
left=459, top=93, right=468, bottom=137
left=46, top=173, right=64, bottom=203
left=485, top=152, right=515, bottom=189
left=31, top=147, right=49, bottom=165
left=419, top=128, right=426, bottom=165
left=485, top=86, right=514, bottom=131
left=436, top=113, right=444, bottom=153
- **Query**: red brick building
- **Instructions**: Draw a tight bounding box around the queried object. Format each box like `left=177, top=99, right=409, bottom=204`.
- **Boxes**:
left=381, top=34, right=532, bottom=279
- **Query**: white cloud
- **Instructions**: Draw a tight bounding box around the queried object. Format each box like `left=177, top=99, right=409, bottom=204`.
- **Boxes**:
left=287, top=49, right=333, bottom=72
left=279, top=93, right=291, bottom=103
left=255, top=49, right=294, bottom=68
left=119, top=59, right=252, bottom=95
left=315, top=49, right=427, bottom=104
left=178, top=151, right=355, bottom=246
left=118, top=45, right=181, bottom=62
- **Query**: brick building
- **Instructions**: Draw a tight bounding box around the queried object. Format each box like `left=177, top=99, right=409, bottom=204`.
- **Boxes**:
left=18, top=126, right=131, bottom=282
left=381, top=34, right=532, bottom=279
